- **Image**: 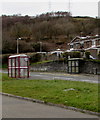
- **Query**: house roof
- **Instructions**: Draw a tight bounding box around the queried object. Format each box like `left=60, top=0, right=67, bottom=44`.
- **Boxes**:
left=69, top=35, right=100, bottom=44
left=85, top=45, right=100, bottom=50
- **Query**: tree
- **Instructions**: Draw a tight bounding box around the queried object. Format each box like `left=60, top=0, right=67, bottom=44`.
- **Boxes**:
left=10, top=22, right=32, bottom=39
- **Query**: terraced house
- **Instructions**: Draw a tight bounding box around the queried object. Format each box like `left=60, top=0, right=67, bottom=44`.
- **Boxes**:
left=68, top=35, right=100, bottom=59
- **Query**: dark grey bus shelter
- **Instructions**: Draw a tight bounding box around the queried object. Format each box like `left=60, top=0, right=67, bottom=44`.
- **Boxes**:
left=67, top=58, right=83, bottom=74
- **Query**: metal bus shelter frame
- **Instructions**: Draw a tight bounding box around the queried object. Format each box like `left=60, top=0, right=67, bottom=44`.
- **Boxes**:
left=8, top=55, right=30, bottom=78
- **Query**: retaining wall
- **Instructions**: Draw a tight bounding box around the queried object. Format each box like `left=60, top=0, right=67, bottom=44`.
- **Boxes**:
left=30, top=60, right=100, bottom=74
left=30, top=61, right=67, bottom=72
left=80, top=60, right=100, bottom=74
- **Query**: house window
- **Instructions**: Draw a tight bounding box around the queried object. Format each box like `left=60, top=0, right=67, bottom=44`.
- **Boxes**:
left=70, top=43, right=73, bottom=48
left=80, top=41, right=84, bottom=49
left=85, top=41, right=90, bottom=48
left=80, top=44, right=84, bottom=49
left=92, top=40, right=96, bottom=47
left=99, top=40, right=100, bottom=44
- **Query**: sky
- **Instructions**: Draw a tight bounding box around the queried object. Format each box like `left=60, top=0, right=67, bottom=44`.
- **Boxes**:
left=0, top=0, right=100, bottom=17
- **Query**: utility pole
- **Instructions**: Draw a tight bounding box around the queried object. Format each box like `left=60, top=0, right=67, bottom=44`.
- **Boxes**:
left=48, top=0, right=51, bottom=12
left=17, top=38, right=21, bottom=54
left=40, top=42, right=42, bottom=53
left=69, top=0, right=70, bottom=13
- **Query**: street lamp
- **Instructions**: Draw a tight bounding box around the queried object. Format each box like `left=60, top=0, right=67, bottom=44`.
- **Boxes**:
left=40, top=42, right=42, bottom=53
left=17, top=37, right=21, bottom=54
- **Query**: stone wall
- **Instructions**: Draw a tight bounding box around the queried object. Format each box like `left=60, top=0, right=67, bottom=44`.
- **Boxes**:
left=30, top=61, right=67, bottom=72
left=80, top=60, right=100, bottom=74
left=30, top=60, right=100, bottom=74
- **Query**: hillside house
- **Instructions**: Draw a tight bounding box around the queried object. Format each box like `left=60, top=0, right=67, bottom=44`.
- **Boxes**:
left=68, top=35, right=100, bottom=59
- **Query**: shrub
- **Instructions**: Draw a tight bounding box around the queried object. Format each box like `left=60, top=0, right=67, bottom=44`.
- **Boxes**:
left=70, top=51, right=81, bottom=58
left=63, top=51, right=81, bottom=59
left=30, top=53, right=42, bottom=63
left=18, top=41, right=34, bottom=53
left=98, top=51, right=100, bottom=59
left=32, top=43, right=49, bottom=52
left=85, top=51, right=91, bottom=59
left=2, top=54, right=11, bottom=64
left=62, top=52, right=69, bottom=59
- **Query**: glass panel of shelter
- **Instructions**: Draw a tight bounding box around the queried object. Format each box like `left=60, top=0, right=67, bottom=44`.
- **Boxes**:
left=68, top=67, right=71, bottom=73
left=76, top=67, right=79, bottom=73
left=16, top=58, right=19, bottom=67
left=20, top=68, right=28, bottom=77
left=75, top=61, right=79, bottom=66
left=68, top=61, right=71, bottom=66
left=9, top=68, right=11, bottom=77
left=20, top=57, right=28, bottom=67
left=72, top=67, right=75, bottom=73
left=72, top=61, right=75, bottom=66
left=12, top=68, right=15, bottom=77
left=12, top=58, right=15, bottom=67
left=68, top=60, right=79, bottom=73
left=9, top=59, right=11, bottom=67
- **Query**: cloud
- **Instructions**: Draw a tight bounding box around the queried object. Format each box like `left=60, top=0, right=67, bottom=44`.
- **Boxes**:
left=1, top=0, right=98, bottom=17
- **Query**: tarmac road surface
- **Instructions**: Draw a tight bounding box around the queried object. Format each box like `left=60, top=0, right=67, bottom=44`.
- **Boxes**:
left=1, top=70, right=99, bottom=83
left=2, top=95, right=98, bottom=118
left=29, top=72, right=99, bottom=83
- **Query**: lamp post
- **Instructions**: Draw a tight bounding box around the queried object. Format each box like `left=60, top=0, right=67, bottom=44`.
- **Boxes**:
left=40, top=42, right=42, bottom=53
left=17, top=38, right=21, bottom=54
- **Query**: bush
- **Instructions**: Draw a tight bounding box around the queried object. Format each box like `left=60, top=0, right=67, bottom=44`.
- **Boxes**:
left=62, top=52, right=69, bottom=59
left=63, top=51, right=81, bottom=59
left=30, top=53, right=42, bottom=63
left=18, top=41, right=34, bottom=53
left=2, top=54, right=11, bottom=64
left=85, top=51, right=91, bottom=59
left=70, top=51, right=81, bottom=58
left=32, top=43, right=49, bottom=52
left=98, top=52, right=100, bottom=59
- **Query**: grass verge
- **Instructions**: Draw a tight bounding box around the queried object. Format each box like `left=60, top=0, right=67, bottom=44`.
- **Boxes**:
left=31, top=60, right=53, bottom=65
left=2, top=73, right=99, bottom=112
left=1, top=64, right=7, bottom=69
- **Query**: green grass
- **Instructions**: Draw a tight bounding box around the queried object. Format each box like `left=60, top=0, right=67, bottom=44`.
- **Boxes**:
left=0, top=73, right=2, bottom=91
left=2, top=73, right=99, bottom=112
left=31, top=60, right=53, bottom=65
left=1, top=64, right=8, bottom=69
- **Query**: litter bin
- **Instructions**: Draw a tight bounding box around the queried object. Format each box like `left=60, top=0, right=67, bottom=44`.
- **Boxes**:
left=8, top=54, right=30, bottom=78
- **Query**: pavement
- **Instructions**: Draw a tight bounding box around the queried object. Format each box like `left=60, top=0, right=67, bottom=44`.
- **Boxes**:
left=2, top=95, right=99, bottom=118
left=1, top=69, right=99, bottom=118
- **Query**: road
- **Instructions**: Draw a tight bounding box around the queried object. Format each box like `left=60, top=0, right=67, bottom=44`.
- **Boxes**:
left=1, top=69, right=99, bottom=83
left=2, top=95, right=98, bottom=118
left=29, top=72, right=99, bottom=83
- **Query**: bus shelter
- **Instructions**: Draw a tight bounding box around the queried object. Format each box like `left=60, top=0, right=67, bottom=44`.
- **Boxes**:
left=8, top=54, right=30, bottom=78
left=67, top=58, right=83, bottom=74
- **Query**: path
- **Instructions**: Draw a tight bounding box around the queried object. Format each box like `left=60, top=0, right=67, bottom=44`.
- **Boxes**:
left=2, top=95, right=98, bottom=118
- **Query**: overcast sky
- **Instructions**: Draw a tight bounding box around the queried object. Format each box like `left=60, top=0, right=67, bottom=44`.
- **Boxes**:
left=0, top=0, right=100, bottom=17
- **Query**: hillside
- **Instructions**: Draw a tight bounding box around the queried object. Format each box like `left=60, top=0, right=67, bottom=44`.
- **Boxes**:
left=2, top=11, right=100, bottom=54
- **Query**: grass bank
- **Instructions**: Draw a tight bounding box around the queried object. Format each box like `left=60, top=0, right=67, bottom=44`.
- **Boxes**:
left=2, top=73, right=99, bottom=112
left=31, top=60, right=53, bottom=65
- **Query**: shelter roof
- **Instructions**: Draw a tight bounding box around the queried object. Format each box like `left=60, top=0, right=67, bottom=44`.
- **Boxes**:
left=9, top=54, right=28, bottom=58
